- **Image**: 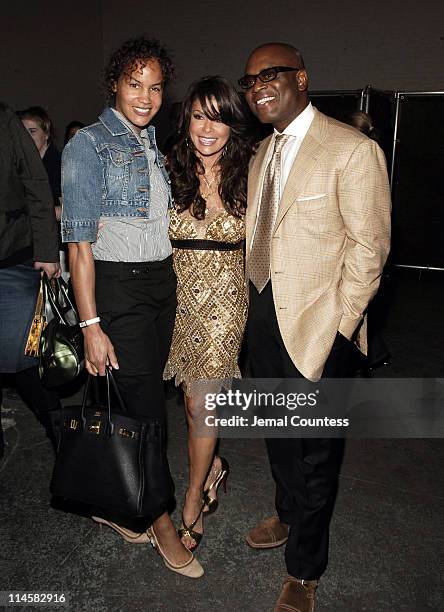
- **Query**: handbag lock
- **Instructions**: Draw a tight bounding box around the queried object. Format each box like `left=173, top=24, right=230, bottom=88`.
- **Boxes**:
left=119, top=427, right=138, bottom=439
left=89, top=420, right=102, bottom=435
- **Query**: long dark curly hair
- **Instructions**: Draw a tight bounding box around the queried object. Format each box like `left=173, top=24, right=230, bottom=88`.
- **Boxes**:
left=168, top=76, right=255, bottom=219
left=104, top=36, right=175, bottom=101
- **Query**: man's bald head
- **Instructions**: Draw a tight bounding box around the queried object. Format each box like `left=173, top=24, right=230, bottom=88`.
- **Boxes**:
left=246, top=43, right=305, bottom=71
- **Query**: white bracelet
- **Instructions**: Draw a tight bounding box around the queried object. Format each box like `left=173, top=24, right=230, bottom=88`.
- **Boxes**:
left=79, top=317, right=101, bottom=328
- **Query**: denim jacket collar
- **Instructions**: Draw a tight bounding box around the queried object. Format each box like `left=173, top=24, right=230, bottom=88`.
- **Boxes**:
left=99, top=107, right=164, bottom=168
left=98, top=107, right=156, bottom=142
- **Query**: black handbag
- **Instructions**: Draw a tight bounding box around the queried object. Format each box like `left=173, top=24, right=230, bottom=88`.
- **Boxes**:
left=39, top=274, right=84, bottom=387
left=50, top=369, right=174, bottom=518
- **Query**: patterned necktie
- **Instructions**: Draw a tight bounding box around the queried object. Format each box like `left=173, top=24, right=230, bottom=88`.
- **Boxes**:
left=249, top=134, right=289, bottom=293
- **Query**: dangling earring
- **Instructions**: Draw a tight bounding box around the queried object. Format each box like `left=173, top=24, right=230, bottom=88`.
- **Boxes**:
left=222, top=141, right=229, bottom=157
left=185, top=137, right=190, bottom=148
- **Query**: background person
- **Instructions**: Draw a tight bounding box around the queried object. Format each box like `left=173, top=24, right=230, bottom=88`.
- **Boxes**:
left=63, top=120, right=85, bottom=146
left=0, top=101, right=61, bottom=453
left=18, top=106, right=67, bottom=278
left=18, top=106, right=62, bottom=219
left=346, top=110, right=382, bottom=145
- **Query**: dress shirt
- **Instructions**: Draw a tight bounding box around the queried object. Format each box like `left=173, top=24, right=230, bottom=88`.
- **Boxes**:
left=274, top=102, right=315, bottom=197
left=250, top=103, right=315, bottom=251
left=92, top=109, right=171, bottom=262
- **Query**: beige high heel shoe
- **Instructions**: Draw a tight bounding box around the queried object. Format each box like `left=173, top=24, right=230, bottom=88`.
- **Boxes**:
left=147, top=527, right=204, bottom=579
left=92, top=515, right=150, bottom=544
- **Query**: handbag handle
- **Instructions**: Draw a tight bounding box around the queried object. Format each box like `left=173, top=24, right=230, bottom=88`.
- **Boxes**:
left=24, top=277, right=46, bottom=357
left=80, top=367, right=127, bottom=435
left=43, top=274, right=78, bottom=326
left=106, top=368, right=127, bottom=413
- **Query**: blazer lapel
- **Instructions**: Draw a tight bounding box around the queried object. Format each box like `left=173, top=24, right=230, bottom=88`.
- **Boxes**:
left=274, top=109, right=329, bottom=231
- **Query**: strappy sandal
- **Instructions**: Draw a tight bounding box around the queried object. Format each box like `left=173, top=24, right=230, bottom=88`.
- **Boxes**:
left=203, top=456, right=230, bottom=515
left=178, top=499, right=206, bottom=551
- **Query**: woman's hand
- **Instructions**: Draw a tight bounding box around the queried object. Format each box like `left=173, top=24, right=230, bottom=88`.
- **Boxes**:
left=82, top=325, right=119, bottom=376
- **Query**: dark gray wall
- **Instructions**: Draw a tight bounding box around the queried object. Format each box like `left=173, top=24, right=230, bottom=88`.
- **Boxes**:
left=0, top=0, right=103, bottom=148
left=102, top=0, right=444, bottom=99
left=1, top=0, right=443, bottom=145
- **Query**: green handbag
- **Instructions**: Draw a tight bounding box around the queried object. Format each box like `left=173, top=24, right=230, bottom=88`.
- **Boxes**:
left=39, top=275, right=85, bottom=387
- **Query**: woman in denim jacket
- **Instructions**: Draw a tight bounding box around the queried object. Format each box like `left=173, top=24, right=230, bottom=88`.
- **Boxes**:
left=61, top=37, right=203, bottom=579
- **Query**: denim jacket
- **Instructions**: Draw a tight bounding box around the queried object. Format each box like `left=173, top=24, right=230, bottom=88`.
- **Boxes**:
left=61, top=107, right=171, bottom=243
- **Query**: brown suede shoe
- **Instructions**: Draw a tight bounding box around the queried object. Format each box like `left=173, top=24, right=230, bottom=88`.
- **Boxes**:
left=245, top=515, right=289, bottom=549
left=274, top=576, right=318, bottom=612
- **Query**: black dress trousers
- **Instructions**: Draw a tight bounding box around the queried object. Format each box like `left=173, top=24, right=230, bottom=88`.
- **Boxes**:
left=94, top=257, right=177, bottom=425
left=92, top=257, right=177, bottom=527
left=246, top=282, right=353, bottom=580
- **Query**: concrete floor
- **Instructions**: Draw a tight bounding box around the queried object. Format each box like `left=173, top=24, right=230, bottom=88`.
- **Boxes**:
left=1, top=269, right=443, bottom=611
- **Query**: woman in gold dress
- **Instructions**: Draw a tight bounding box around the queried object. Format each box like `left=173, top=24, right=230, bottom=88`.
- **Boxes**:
left=164, top=76, right=254, bottom=550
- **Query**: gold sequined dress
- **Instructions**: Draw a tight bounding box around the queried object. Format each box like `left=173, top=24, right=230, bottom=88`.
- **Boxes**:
left=164, top=207, right=247, bottom=394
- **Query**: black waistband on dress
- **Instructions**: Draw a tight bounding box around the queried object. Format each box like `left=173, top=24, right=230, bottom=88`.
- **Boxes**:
left=171, top=239, right=244, bottom=252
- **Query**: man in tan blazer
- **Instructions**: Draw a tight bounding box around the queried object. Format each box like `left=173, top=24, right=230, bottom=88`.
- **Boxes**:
left=239, top=43, right=391, bottom=611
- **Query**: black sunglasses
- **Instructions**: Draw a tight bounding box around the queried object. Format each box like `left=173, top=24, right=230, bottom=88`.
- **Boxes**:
left=238, top=66, right=301, bottom=90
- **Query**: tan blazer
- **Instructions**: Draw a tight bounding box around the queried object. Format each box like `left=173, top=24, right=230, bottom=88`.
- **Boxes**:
left=246, top=108, right=391, bottom=381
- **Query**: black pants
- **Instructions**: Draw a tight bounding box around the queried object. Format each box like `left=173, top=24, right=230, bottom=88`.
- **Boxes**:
left=93, top=258, right=177, bottom=526
left=246, top=282, right=353, bottom=580
left=94, top=258, right=177, bottom=424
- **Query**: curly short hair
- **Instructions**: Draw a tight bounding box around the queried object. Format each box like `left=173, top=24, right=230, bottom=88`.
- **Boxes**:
left=104, top=36, right=175, bottom=100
